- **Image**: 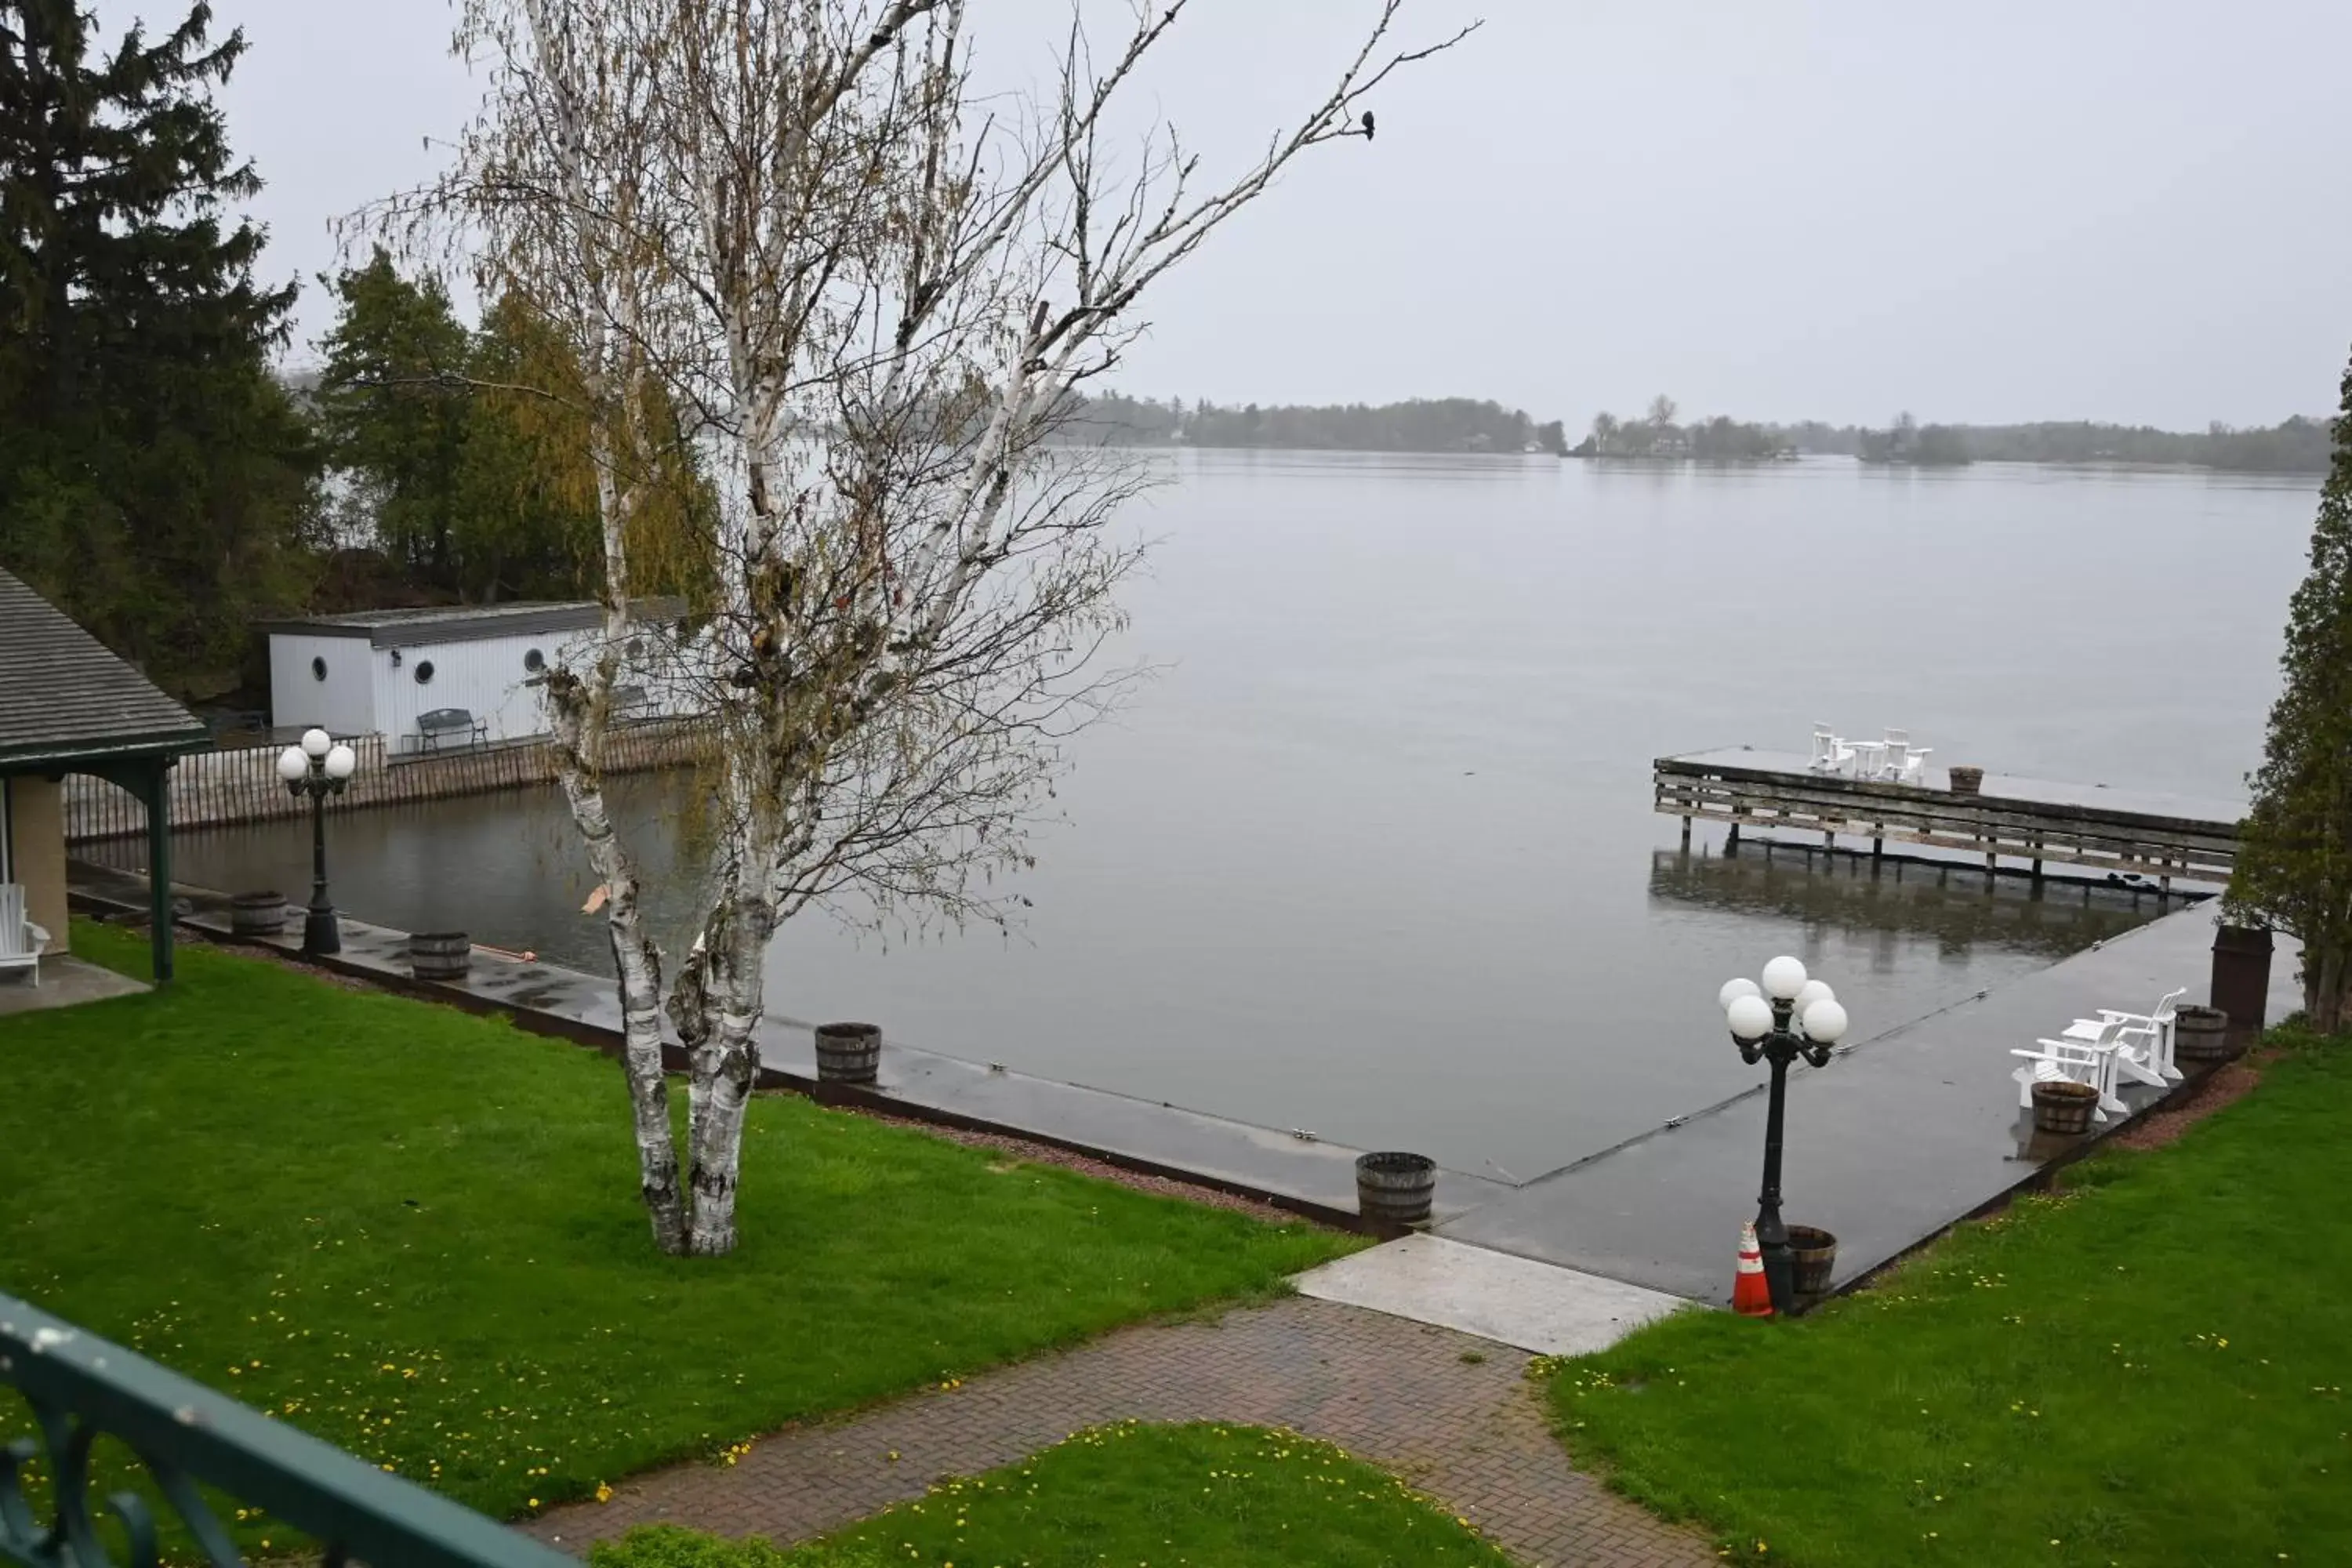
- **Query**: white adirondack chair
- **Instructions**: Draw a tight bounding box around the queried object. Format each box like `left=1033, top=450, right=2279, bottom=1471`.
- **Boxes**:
left=0, top=883, right=49, bottom=986
left=2064, top=989, right=2187, bottom=1084
left=2012, top=1031, right=2129, bottom=1121
left=1809, top=724, right=1852, bottom=772
left=1878, top=729, right=1932, bottom=782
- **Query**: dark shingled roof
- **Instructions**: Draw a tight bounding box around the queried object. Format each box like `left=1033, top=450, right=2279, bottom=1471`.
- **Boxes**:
left=0, top=568, right=211, bottom=769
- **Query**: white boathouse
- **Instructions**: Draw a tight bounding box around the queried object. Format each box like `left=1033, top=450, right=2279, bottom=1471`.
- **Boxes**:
left=259, top=600, right=702, bottom=753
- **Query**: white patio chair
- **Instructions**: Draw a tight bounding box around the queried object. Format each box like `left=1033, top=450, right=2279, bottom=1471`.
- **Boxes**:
left=2064, top=988, right=2187, bottom=1083
left=2011, top=1034, right=2128, bottom=1121
left=1809, top=724, right=1853, bottom=772
left=0, top=883, right=47, bottom=986
left=1877, top=729, right=1930, bottom=782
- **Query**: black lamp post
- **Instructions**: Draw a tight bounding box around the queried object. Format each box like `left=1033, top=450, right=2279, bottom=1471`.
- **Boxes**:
left=275, top=728, right=356, bottom=956
left=1720, top=957, right=1849, bottom=1313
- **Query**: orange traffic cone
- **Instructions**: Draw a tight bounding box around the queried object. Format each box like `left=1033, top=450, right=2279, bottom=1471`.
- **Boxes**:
left=1733, top=1220, right=1774, bottom=1317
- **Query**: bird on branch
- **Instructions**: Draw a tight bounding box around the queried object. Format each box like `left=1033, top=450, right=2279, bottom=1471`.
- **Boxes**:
left=1360, top=110, right=1375, bottom=142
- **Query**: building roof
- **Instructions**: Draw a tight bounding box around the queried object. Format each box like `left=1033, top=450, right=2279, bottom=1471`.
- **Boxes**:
left=257, top=597, right=688, bottom=648
left=0, top=568, right=212, bottom=770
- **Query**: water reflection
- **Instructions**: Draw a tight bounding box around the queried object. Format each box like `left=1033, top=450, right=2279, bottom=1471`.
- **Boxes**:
left=1648, top=844, right=2170, bottom=968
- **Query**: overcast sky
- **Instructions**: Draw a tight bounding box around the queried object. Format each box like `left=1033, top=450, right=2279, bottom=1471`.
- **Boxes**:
left=107, top=0, right=2352, bottom=429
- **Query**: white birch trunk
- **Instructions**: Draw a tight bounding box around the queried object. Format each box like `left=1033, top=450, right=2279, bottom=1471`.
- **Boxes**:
left=683, top=893, right=771, bottom=1255
left=547, top=682, right=689, bottom=1254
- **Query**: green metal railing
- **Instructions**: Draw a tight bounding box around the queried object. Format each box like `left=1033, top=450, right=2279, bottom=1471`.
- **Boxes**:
left=0, top=1293, right=573, bottom=1568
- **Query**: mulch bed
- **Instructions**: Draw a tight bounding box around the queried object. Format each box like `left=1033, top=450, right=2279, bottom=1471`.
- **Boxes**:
left=2106, top=1048, right=2274, bottom=1152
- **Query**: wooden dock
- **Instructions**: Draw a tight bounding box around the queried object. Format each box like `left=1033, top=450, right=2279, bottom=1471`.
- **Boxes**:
left=1655, top=747, right=2244, bottom=890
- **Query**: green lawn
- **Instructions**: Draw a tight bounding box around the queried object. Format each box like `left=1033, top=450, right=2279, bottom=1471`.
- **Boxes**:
left=1545, top=1028, right=2352, bottom=1566
left=591, top=1422, right=1518, bottom=1568
left=0, top=924, right=1352, bottom=1544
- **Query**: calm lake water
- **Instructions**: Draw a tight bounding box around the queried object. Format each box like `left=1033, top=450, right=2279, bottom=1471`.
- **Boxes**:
left=122, top=452, right=2318, bottom=1178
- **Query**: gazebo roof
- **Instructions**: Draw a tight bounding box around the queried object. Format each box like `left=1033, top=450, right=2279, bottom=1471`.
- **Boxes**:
left=0, top=568, right=211, bottom=771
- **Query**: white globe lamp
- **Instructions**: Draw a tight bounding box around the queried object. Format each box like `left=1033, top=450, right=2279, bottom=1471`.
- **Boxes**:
left=1760, top=955, right=1809, bottom=1000
left=300, top=726, right=332, bottom=759
left=324, top=743, right=358, bottom=781
left=1726, top=993, right=1773, bottom=1044
left=1718, top=977, right=1762, bottom=1011
left=1801, top=999, right=1849, bottom=1045
left=276, top=746, right=309, bottom=782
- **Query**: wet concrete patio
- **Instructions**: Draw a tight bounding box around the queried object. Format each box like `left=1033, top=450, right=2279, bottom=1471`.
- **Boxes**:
left=66, top=861, right=1508, bottom=1231
left=0, top=952, right=147, bottom=1015
left=1439, top=902, right=2301, bottom=1304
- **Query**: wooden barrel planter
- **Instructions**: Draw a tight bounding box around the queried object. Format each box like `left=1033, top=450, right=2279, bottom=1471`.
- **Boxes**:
left=408, top=932, right=473, bottom=982
left=814, top=1022, right=883, bottom=1085
left=2172, top=1004, right=2232, bottom=1063
left=2031, top=1078, right=2100, bottom=1135
left=1788, top=1225, right=1838, bottom=1297
left=230, top=891, right=289, bottom=938
left=1355, top=1151, right=1437, bottom=1228
left=1947, top=765, right=1984, bottom=795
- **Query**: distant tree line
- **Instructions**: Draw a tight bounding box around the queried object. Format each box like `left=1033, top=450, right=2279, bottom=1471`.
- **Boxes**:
left=1064, top=393, right=1568, bottom=456
left=1577, top=396, right=1791, bottom=459
left=1572, top=397, right=2329, bottom=473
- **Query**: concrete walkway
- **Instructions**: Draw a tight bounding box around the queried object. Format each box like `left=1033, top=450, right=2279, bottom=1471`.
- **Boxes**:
left=0, top=953, right=146, bottom=1016
left=1294, top=1236, right=1689, bottom=1357
left=526, top=1295, right=1714, bottom=1568
left=66, top=860, right=1506, bottom=1229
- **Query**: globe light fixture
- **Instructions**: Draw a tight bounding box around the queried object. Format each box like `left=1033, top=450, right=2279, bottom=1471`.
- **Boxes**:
left=280, top=732, right=359, bottom=956
left=1726, top=993, right=1774, bottom=1044
left=1801, top=998, right=1849, bottom=1045
left=1719, top=956, right=1852, bottom=1313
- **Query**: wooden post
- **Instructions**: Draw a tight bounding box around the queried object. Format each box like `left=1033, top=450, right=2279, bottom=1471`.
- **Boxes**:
left=1681, top=814, right=1693, bottom=848
left=143, top=760, right=174, bottom=985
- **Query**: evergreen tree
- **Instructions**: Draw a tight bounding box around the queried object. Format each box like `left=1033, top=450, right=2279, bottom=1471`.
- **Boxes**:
left=0, top=0, right=318, bottom=696
left=2228, top=347, right=2352, bottom=1030
left=314, top=247, right=474, bottom=590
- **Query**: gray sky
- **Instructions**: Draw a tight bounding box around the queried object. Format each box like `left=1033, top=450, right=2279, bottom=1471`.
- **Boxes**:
left=125, top=0, right=2352, bottom=429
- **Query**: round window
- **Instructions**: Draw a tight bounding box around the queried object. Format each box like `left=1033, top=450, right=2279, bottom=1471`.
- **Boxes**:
left=523, top=648, right=545, bottom=673
left=310, top=655, right=328, bottom=681
left=415, top=659, right=436, bottom=685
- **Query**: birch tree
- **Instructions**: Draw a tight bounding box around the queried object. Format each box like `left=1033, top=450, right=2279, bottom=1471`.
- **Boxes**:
left=408, top=0, right=1475, bottom=1255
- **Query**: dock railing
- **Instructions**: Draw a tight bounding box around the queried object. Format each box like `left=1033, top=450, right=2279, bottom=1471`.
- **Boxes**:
left=1655, top=753, right=2240, bottom=888
left=63, top=717, right=715, bottom=845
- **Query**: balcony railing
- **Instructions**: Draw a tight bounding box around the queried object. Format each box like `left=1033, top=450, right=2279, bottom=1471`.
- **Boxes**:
left=0, top=1292, right=574, bottom=1568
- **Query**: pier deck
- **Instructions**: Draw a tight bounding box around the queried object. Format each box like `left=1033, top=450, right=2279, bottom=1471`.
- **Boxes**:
left=1657, top=747, right=2245, bottom=887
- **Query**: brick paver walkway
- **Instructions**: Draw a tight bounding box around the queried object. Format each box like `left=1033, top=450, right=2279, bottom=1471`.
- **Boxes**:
left=528, top=1297, right=1713, bottom=1567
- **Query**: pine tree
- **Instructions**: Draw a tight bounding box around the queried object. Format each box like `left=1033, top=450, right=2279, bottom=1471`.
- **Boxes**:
left=315, top=247, right=477, bottom=591
left=2228, top=346, right=2352, bottom=1031
left=0, top=1, right=319, bottom=696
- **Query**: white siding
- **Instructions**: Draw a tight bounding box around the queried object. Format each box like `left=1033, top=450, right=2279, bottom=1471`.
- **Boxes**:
left=378, top=630, right=560, bottom=746
left=267, top=633, right=376, bottom=735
